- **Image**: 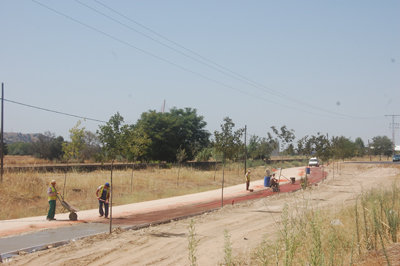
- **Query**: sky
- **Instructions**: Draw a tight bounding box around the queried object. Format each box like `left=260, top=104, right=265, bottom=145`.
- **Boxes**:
left=1, top=0, right=399, bottom=144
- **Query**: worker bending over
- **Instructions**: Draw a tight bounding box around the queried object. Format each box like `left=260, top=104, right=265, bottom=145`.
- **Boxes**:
left=96, top=182, right=110, bottom=218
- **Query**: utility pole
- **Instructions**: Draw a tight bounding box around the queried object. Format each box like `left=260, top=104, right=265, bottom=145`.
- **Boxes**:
left=1, top=83, right=3, bottom=183
left=244, top=125, right=247, bottom=174
left=384, top=114, right=400, bottom=155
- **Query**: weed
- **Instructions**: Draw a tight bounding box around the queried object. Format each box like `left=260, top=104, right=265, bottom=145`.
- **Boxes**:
left=223, top=229, right=233, bottom=266
left=187, top=219, right=199, bottom=266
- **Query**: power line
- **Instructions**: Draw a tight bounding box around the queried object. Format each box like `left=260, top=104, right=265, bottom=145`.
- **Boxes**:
left=30, top=0, right=377, bottom=120
left=90, top=0, right=377, bottom=120
left=3, top=98, right=107, bottom=123
left=30, top=0, right=331, bottom=118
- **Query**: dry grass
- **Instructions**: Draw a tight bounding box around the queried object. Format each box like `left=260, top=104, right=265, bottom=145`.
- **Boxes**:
left=0, top=163, right=271, bottom=220
left=4, top=155, right=52, bottom=165
left=251, top=169, right=400, bottom=265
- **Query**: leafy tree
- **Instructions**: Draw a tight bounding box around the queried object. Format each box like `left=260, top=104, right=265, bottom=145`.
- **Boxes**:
left=247, top=135, right=260, bottom=159
left=284, top=143, right=295, bottom=156
left=97, top=112, right=126, bottom=233
left=299, top=133, right=331, bottom=162
left=247, top=135, right=277, bottom=160
left=195, top=147, right=213, bottom=161
left=62, top=121, right=86, bottom=163
left=82, top=131, right=101, bottom=162
left=135, top=108, right=210, bottom=162
left=331, top=136, right=355, bottom=161
left=214, top=117, right=244, bottom=162
left=122, top=125, right=151, bottom=162
left=214, top=117, right=244, bottom=207
left=97, top=113, right=125, bottom=161
left=270, top=125, right=295, bottom=153
left=311, top=133, right=331, bottom=162
left=31, top=132, right=64, bottom=160
left=1, top=142, right=7, bottom=155
left=170, top=107, right=210, bottom=160
left=354, top=137, right=366, bottom=157
left=371, top=136, right=393, bottom=159
left=7, top=142, right=31, bottom=155
left=296, top=136, right=309, bottom=156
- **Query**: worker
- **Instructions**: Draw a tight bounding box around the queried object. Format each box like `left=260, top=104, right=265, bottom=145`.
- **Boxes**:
left=96, top=182, right=110, bottom=218
left=245, top=169, right=251, bottom=191
left=46, top=180, right=59, bottom=221
left=270, top=173, right=279, bottom=192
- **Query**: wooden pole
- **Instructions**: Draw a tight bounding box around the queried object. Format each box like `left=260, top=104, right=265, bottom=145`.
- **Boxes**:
left=244, top=125, right=247, bottom=174
left=1, top=83, right=4, bottom=183
left=221, top=155, right=225, bottom=207
left=109, top=160, right=113, bottom=234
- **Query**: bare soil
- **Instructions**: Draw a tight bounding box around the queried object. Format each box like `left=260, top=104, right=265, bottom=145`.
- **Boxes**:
left=7, top=163, right=400, bottom=266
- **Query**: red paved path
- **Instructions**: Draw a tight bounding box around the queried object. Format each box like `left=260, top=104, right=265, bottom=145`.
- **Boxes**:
left=101, top=167, right=326, bottom=227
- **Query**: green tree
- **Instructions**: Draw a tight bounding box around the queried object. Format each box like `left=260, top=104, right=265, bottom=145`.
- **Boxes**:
left=195, top=147, right=213, bottom=161
left=97, top=112, right=125, bottom=233
left=214, top=117, right=244, bottom=207
left=62, top=121, right=86, bottom=163
left=300, top=133, right=331, bottom=162
left=331, top=136, right=356, bottom=161
left=271, top=125, right=295, bottom=154
left=7, top=142, right=32, bottom=155
left=135, top=108, right=210, bottom=162
left=214, top=117, right=244, bottom=162
left=247, top=135, right=277, bottom=160
left=31, top=132, right=64, bottom=160
left=82, top=131, right=101, bottom=162
left=354, top=137, right=366, bottom=157
left=311, top=133, right=331, bottom=162
left=120, top=125, right=151, bottom=193
left=98, top=113, right=125, bottom=161
left=296, top=135, right=309, bottom=156
left=1, top=142, right=8, bottom=155
left=371, top=136, right=393, bottom=160
left=284, top=143, right=295, bottom=156
left=122, top=125, right=151, bottom=162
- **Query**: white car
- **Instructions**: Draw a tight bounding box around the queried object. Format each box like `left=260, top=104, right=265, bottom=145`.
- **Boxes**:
left=308, top=157, right=319, bottom=167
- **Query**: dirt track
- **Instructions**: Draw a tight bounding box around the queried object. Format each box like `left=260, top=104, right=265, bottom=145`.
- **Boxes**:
left=6, top=164, right=400, bottom=265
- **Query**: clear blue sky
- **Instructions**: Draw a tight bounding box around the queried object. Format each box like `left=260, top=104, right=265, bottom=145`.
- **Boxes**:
left=1, top=0, right=399, bottom=144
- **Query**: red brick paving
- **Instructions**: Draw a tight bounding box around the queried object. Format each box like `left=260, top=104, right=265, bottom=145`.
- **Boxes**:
left=102, top=167, right=326, bottom=226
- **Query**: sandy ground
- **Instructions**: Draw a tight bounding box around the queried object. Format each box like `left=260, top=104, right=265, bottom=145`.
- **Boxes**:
left=5, top=163, right=400, bottom=266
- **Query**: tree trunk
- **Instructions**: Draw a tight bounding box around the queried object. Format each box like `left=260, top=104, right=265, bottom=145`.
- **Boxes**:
left=177, top=163, right=181, bottom=187
left=214, top=160, right=217, bottom=181
left=130, top=163, right=134, bottom=193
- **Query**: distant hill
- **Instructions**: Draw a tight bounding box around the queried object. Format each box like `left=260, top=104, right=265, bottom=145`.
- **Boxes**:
left=3, top=132, right=41, bottom=144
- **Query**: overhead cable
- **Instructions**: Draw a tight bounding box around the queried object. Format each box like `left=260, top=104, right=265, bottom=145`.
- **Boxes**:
left=31, top=0, right=377, bottom=120
left=91, top=0, right=378, bottom=120
left=3, top=98, right=107, bottom=123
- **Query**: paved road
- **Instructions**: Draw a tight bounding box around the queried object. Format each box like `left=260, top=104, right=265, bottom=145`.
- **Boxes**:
left=0, top=166, right=325, bottom=261
left=344, top=161, right=400, bottom=165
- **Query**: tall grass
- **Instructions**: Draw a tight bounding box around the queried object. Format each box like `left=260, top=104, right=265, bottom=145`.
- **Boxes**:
left=1, top=163, right=270, bottom=220
left=252, top=182, right=400, bottom=265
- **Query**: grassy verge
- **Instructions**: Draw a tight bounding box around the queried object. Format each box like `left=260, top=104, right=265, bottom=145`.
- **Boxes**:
left=1, top=160, right=302, bottom=220
left=248, top=182, right=400, bottom=265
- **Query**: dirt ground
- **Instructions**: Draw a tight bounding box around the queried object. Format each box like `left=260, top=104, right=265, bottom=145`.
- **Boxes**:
left=6, top=163, right=400, bottom=266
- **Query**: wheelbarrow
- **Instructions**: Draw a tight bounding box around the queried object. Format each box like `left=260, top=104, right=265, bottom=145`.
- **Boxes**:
left=57, top=194, right=79, bottom=221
